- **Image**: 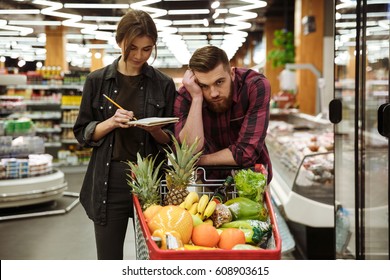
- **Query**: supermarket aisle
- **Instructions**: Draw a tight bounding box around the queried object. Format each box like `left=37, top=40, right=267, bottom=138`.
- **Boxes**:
left=0, top=168, right=295, bottom=260
left=0, top=168, right=136, bottom=260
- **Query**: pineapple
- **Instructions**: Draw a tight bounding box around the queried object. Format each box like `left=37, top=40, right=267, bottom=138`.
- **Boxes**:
left=126, top=153, right=164, bottom=211
left=163, top=136, right=202, bottom=206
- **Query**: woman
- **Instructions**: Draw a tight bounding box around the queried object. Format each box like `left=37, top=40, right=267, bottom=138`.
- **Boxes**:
left=73, top=9, right=176, bottom=260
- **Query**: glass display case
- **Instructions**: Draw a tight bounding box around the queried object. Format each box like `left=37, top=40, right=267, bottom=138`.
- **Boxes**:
left=267, top=110, right=335, bottom=259
left=333, top=0, right=389, bottom=260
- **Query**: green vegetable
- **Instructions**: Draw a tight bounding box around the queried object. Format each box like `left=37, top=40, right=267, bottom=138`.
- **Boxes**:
left=220, top=220, right=272, bottom=245
left=233, top=169, right=266, bottom=203
left=224, top=197, right=268, bottom=221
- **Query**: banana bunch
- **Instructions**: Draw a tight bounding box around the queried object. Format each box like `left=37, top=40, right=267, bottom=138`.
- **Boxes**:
left=181, top=192, right=217, bottom=220
left=182, top=192, right=199, bottom=214
left=196, top=194, right=217, bottom=221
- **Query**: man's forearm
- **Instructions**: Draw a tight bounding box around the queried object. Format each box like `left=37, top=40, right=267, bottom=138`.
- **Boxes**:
left=178, top=97, right=204, bottom=152
left=198, top=148, right=238, bottom=166
left=149, top=128, right=170, bottom=144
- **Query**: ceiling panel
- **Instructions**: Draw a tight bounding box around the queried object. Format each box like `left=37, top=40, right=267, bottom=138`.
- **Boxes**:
left=0, top=0, right=288, bottom=69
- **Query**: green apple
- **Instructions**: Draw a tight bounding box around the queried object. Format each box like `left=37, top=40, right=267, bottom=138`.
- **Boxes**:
left=191, top=214, right=203, bottom=226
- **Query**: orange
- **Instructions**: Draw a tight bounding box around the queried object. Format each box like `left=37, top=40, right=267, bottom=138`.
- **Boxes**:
left=218, top=228, right=246, bottom=250
left=191, top=223, right=220, bottom=248
left=148, top=205, right=193, bottom=244
left=143, top=204, right=163, bottom=223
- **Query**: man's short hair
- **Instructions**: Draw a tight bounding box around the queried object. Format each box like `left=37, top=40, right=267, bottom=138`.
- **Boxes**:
left=189, top=46, right=230, bottom=73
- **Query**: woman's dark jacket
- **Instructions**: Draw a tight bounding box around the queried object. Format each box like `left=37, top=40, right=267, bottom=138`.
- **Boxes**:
left=73, top=57, right=177, bottom=225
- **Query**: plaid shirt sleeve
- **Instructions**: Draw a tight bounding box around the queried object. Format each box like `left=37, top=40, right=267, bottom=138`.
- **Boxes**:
left=229, top=73, right=271, bottom=167
left=173, top=86, right=190, bottom=139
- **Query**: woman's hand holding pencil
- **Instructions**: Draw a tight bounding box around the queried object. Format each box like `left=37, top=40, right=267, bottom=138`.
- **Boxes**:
left=103, top=94, right=137, bottom=122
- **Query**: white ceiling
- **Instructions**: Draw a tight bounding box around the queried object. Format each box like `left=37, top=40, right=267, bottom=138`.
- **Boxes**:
left=0, top=0, right=285, bottom=70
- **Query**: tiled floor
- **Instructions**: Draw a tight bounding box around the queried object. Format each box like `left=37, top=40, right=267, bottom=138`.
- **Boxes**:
left=0, top=167, right=295, bottom=260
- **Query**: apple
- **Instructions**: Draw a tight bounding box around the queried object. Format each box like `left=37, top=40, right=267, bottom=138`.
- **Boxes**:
left=191, top=214, right=203, bottom=226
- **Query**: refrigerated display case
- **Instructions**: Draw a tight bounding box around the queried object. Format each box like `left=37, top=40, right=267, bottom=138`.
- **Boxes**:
left=267, top=110, right=335, bottom=259
left=0, top=168, right=67, bottom=209
left=331, top=0, right=389, bottom=259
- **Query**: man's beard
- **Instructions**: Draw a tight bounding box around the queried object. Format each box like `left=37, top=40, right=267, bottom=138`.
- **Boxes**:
left=205, top=82, right=233, bottom=113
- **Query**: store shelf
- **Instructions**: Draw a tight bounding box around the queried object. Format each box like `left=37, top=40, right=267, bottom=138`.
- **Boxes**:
left=24, top=100, right=61, bottom=106
left=61, top=105, right=79, bottom=110
left=44, top=142, right=62, bottom=148
left=61, top=139, right=78, bottom=144
left=35, top=128, right=61, bottom=133
left=3, top=81, right=89, bottom=164
left=8, top=84, right=83, bottom=91
left=60, top=123, right=74, bottom=128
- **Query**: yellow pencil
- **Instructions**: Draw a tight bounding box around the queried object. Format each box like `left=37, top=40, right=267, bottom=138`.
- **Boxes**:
left=103, top=94, right=124, bottom=109
left=103, top=94, right=137, bottom=120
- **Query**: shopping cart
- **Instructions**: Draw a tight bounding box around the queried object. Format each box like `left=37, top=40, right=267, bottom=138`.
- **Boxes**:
left=133, top=167, right=282, bottom=260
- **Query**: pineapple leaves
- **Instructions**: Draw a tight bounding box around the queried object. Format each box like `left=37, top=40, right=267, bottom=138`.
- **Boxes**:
left=163, top=136, right=202, bottom=179
left=125, top=152, right=164, bottom=210
left=162, top=136, right=203, bottom=193
left=125, top=136, right=203, bottom=208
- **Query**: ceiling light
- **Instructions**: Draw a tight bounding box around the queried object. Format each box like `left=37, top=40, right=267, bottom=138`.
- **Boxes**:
left=10, top=53, right=20, bottom=59
left=0, top=37, right=39, bottom=42
left=34, top=0, right=98, bottom=31
left=0, top=25, right=34, bottom=36
left=83, top=16, right=122, bottom=22
left=8, top=20, right=61, bottom=26
left=2, top=0, right=269, bottom=68
left=35, top=49, right=46, bottom=55
left=33, top=0, right=63, bottom=10
left=177, top=27, right=224, bottom=33
left=65, top=34, right=95, bottom=40
left=211, top=35, right=224, bottom=40
left=182, top=35, right=208, bottom=40
left=186, top=40, right=210, bottom=47
left=37, top=34, right=46, bottom=43
left=97, top=24, right=117, bottom=31
left=0, top=32, right=21, bottom=36
left=64, top=4, right=130, bottom=9
left=168, top=9, right=210, bottom=15
left=0, top=9, right=40, bottom=14
left=215, top=8, right=229, bottom=14
left=94, top=52, right=102, bottom=59
left=63, top=19, right=98, bottom=31
left=172, top=20, right=205, bottom=25
left=18, top=60, right=26, bottom=67
left=84, top=44, right=113, bottom=49
left=130, top=0, right=166, bottom=18
left=336, top=2, right=356, bottom=10
left=211, top=1, right=220, bottom=9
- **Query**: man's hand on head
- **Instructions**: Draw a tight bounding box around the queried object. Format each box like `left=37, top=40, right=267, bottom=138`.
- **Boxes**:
left=182, top=69, right=203, bottom=101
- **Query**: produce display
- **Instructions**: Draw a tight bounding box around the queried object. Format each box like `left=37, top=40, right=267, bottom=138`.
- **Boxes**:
left=127, top=137, right=273, bottom=252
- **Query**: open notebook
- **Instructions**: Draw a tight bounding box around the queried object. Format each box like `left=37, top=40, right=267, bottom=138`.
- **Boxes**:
left=127, top=117, right=179, bottom=127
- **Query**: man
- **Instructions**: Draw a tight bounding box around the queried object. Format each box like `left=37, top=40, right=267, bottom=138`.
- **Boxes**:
left=174, top=45, right=272, bottom=183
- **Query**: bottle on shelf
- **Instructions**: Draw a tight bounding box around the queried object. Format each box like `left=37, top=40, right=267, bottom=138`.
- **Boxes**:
left=335, top=205, right=351, bottom=255
left=210, top=176, right=234, bottom=204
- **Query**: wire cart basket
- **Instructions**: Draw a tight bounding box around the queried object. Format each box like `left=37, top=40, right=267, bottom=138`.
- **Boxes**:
left=133, top=167, right=282, bottom=260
